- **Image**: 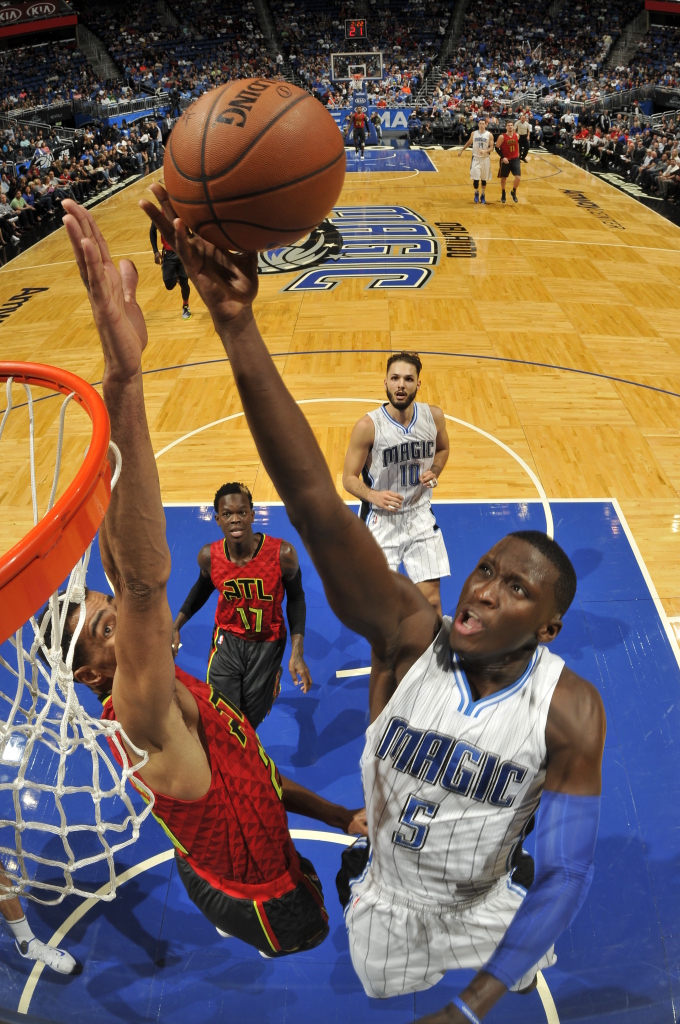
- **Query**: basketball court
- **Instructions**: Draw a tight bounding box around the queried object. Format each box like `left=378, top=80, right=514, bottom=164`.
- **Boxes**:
left=2, top=148, right=680, bottom=1022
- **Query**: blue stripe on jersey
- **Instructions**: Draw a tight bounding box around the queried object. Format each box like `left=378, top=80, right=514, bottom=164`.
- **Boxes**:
left=380, top=402, right=419, bottom=435
left=449, top=650, right=538, bottom=718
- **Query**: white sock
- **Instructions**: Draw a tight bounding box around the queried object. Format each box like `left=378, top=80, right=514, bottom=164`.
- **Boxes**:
left=6, top=915, right=35, bottom=947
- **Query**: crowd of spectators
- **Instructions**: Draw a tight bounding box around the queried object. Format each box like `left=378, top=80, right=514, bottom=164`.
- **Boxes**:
left=0, top=0, right=678, bottom=120
left=0, top=40, right=113, bottom=114
left=73, top=0, right=281, bottom=102
left=424, top=0, right=652, bottom=112
left=0, top=116, right=169, bottom=262
left=555, top=108, right=680, bottom=203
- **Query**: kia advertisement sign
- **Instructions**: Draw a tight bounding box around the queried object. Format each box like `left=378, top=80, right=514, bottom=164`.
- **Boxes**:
left=0, top=0, right=75, bottom=37
left=0, top=1, right=57, bottom=22
left=27, top=2, right=58, bottom=15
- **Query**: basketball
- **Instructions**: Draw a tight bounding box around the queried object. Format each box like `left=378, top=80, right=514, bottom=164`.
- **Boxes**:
left=163, top=79, right=346, bottom=252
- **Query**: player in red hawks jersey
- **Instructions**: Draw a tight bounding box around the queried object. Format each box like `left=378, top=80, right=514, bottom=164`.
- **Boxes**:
left=56, top=201, right=368, bottom=959
left=172, top=481, right=312, bottom=729
left=344, top=109, right=368, bottom=160
left=495, top=121, right=522, bottom=205
left=149, top=223, right=191, bottom=319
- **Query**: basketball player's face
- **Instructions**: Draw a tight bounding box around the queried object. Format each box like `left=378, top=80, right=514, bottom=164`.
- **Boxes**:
left=450, top=537, right=562, bottom=662
left=70, top=591, right=118, bottom=695
left=215, top=494, right=256, bottom=544
left=384, top=362, right=420, bottom=410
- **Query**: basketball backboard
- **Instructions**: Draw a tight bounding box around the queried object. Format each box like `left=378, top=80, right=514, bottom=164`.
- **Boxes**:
left=331, top=51, right=383, bottom=81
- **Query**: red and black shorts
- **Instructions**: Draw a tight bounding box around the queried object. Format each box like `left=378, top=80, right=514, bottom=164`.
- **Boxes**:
left=207, top=627, right=286, bottom=730
left=500, top=158, right=521, bottom=178
left=175, top=851, right=329, bottom=957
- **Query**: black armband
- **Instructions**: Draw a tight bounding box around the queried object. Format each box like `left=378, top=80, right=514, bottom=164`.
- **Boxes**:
left=179, top=571, right=215, bottom=621
left=149, top=223, right=159, bottom=252
left=283, top=568, right=306, bottom=636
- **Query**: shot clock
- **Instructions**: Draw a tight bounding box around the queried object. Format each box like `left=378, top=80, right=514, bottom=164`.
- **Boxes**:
left=345, top=18, right=367, bottom=39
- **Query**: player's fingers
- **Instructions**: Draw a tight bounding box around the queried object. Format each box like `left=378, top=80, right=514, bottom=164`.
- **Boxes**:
left=139, top=197, right=176, bottom=243
left=66, top=200, right=113, bottom=267
left=63, top=198, right=93, bottom=239
left=80, top=236, right=108, bottom=300
left=119, top=259, right=139, bottom=305
left=149, top=182, right=179, bottom=226
left=149, top=181, right=170, bottom=204
left=84, top=208, right=114, bottom=265
left=63, top=213, right=90, bottom=288
left=229, top=249, right=259, bottom=276
left=173, top=218, right=204, bottom=272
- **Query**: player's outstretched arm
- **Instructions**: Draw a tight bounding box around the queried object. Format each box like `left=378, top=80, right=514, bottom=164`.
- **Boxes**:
left=414, top=671, right=606, bottom=1023
left=63, top=200, right=176, bottom=749
left=459, top=132, right=473, bottom=154
left=140, top=187, right=427, bottom=659
left=281, top=776, right=367, bottom=836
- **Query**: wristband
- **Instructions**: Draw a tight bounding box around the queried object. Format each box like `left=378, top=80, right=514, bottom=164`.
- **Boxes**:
left=451, top=995, right=480, bottom=1024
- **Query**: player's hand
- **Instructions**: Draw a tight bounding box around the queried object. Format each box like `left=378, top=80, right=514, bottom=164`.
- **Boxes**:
left=171, top=626, right=181, bottom=658
left=154, top=251, right=162, bottom=265
left=372, top=489, right=404, bottom=511
left=421, top=470, right=438, bottom=488
left=502, top=157, right=509, bottom=163
left=139, top=183, right=258, bottom=326
left=289, top=651, right=312, bottom=693
left=344, top=808, right=369, bottom=836
left=63, top=199, right=147, bottom=382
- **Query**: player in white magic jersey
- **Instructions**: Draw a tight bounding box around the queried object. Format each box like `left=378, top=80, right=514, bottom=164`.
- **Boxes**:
left=140, top=193, right=606, bottom=1024
left=342, top=352, right=450, bottom=614
left=460, top=117, right=494, bottom=204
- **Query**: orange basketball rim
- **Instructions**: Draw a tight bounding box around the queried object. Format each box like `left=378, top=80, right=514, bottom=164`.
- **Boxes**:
left=0, top=363, right=111, bottom=647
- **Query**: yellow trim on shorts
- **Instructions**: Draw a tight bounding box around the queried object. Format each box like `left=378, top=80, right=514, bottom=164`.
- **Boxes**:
left=253, top=901, right=277, bottom=951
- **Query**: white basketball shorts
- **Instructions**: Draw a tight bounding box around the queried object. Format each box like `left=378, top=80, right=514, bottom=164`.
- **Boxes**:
left=366, top=502, right=450, bottom=584
left=345, top=871, right=556, bottom=999
left=470, top=156, right=491, bottom=181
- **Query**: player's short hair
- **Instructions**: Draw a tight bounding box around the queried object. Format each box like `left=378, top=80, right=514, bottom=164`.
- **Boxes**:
left=36, top=590, right=89, bottom=674
left=213, top=482, right=254, bottom=512
left=508, top=531, right=577, bottom=616
left=386, top=351, right=422, bottom=378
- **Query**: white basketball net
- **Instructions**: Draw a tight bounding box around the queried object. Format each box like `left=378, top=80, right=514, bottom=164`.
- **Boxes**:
left=0, top=378, right=154, bottom=905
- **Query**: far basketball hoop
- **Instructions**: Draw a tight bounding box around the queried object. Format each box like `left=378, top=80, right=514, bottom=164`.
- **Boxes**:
left=331, top=51, right=383, bottom=82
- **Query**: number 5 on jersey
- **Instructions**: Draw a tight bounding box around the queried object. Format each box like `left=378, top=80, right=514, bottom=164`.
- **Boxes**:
left=392, top=793, right=439, bottom=851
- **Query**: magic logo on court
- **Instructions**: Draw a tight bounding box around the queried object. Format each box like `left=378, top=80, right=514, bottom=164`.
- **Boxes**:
left=258, top=206, right=440, bottom=290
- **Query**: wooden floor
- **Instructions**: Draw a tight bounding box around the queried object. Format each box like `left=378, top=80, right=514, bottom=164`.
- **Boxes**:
left=2, top=149, right=680, bottom=623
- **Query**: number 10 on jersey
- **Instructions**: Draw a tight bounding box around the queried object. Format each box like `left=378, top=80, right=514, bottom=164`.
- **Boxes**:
left=401, top=464, right=420, bottom=487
